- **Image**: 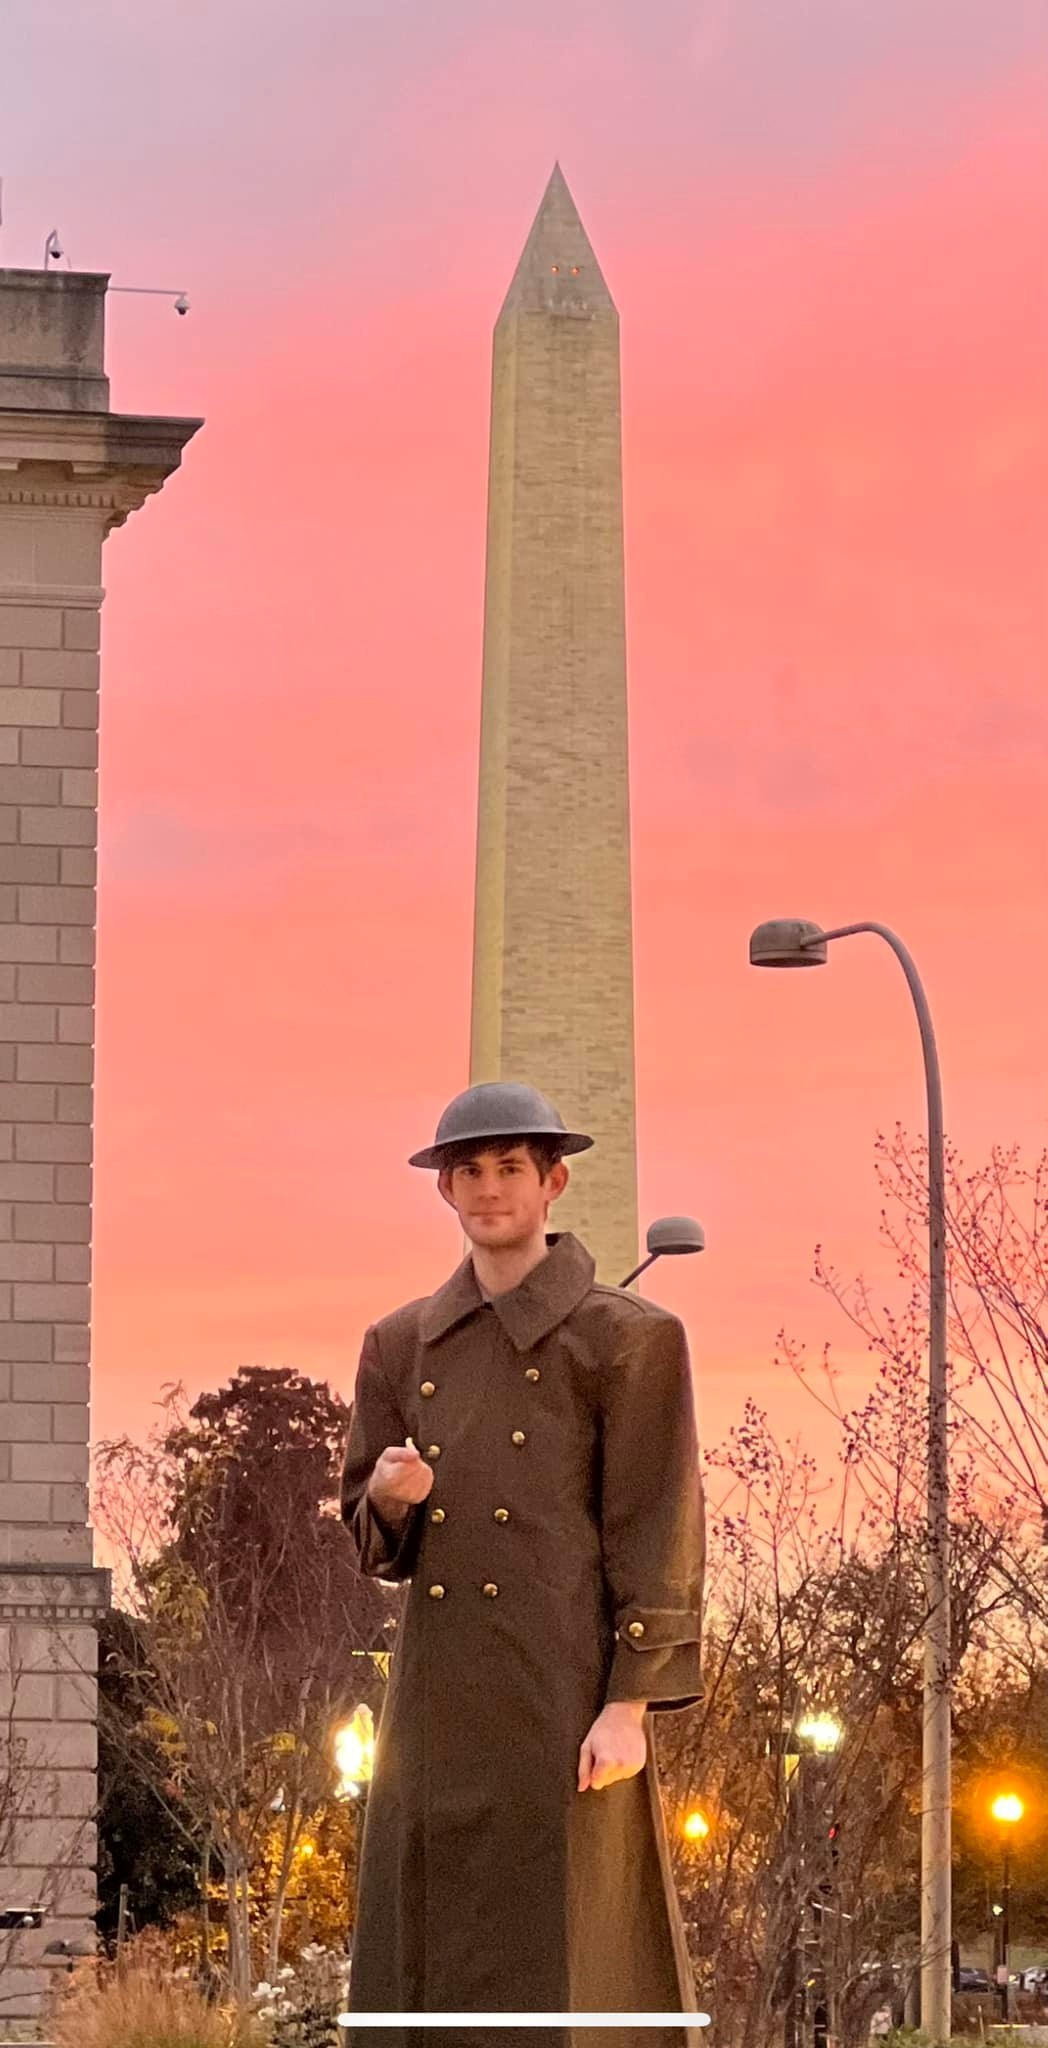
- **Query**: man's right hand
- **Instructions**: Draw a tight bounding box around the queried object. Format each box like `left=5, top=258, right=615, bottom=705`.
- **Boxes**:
left=368, top=1443, right=435, bottom=1519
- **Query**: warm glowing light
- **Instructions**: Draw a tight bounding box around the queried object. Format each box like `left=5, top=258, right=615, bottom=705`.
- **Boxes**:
left=991, top=1793, right=1025, bottom=1825
left=797, top=1713, right=843, bottom=1753
left=334, top=1704, right=376, bottom=1798
left=298, top=1838, right=315, bottom=1858
left=682, top=1808, right=710, bottom=1842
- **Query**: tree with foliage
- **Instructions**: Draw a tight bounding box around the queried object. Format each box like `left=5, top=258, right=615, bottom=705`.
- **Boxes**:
left=95, top=1367, right=395, bottom=2003
left=96, top=1608, right=200, bottom=1939
left=655, top=1383, right=1014, bottom=2048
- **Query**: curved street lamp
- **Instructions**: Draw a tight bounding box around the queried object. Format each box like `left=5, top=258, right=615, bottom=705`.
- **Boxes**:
left=750, top=917, right=950, bottom=2044
left=620, top=1216, right=706, bottom=1289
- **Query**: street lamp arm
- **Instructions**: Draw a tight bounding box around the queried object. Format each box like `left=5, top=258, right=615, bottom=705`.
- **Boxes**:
left=801, top=918, right=950, bottom=2040
left=809, top=923, right=945, bottom=1174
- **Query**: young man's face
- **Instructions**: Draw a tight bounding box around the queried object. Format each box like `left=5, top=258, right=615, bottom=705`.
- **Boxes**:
left=438, top=1144, right=568, bottom=1251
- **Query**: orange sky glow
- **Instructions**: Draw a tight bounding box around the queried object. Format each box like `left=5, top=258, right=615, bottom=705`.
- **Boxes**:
left=2, top=2, right=1045, bottom=1469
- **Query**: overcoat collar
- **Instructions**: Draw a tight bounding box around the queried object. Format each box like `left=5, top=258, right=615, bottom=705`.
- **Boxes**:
left=420, top=1231, right=596, bottom=1353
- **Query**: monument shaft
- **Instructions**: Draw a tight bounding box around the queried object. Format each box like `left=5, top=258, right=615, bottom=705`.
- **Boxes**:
left=470, top=169, right=638, bottom=1280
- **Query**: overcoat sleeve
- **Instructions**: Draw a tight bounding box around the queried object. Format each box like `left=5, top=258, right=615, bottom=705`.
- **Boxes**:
left=340, top=1324, right=424, bottom=1581
left=600, top=1310, right=704, bottom=1712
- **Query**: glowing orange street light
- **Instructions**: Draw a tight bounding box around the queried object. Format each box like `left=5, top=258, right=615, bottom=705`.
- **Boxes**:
left=682, top=1809, right=711, bottom=1844
left=990, top=1792, right=1026, bottom=2021
left=334, top=1704, right=376, bottom=1801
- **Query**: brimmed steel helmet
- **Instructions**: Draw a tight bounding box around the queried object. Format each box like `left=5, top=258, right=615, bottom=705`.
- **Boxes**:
left=408, top=1081, right=594, bottom=1171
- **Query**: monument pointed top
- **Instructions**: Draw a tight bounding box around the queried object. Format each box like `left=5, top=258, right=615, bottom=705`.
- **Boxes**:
left=498, top=165, right=615, bottom=321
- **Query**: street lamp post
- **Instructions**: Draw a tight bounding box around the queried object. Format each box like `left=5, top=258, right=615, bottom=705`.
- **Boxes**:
left=990, top=1793, right=1024, bottom=2021
left=772, top=1709, right=844, bottom=2048
left=750, top=919, right=951, bottom=2044
left=334, top=1705, right=377, bottom=1955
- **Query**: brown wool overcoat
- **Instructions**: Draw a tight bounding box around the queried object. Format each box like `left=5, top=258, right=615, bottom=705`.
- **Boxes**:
left=340, top=1232, right=705, bottom=2048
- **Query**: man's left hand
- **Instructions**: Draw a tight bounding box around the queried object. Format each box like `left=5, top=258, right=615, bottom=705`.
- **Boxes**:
left=577, top=1700, right=648, bottom=1792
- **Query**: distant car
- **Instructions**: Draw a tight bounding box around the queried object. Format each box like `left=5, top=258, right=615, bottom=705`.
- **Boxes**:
left=1020, top=1966, right=1048, bottom=1993
left=957, top=1967, right=992, bottom=1993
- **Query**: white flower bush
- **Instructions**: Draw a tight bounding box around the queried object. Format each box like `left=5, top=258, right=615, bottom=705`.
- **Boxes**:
left=251, top=1945, right=352, bottom=2046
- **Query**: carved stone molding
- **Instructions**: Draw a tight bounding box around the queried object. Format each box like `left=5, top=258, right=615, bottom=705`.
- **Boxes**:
left=0, top=408, right=202, bottom=534
left=0, top=1564, right=111, bottom=1623
left=0, top=477, right=167, bottom=532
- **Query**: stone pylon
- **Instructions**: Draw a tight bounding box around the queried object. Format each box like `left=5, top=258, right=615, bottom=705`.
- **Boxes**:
left=0, top=269, right=199, bottom=2039
left=469, top=166, right=638, bottom=1281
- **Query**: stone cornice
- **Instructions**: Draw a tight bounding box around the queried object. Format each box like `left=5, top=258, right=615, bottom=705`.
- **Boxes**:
left=0, top=407, right=203, bottom=531
left=0, top=1563, right=111, bottom=1621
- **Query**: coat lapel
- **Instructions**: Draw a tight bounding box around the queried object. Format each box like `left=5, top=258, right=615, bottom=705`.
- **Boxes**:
left=420, top=1232, right=596, bottom=1353
left=419, top=1255, right=484, bottom=1343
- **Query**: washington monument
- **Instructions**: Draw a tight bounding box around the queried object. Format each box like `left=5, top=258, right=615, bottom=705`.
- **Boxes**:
left=469, top=165, right=638, bottom=1281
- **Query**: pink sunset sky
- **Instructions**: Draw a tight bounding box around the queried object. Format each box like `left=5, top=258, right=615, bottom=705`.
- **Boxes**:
left=2, top=0, right=1046, bottom=1462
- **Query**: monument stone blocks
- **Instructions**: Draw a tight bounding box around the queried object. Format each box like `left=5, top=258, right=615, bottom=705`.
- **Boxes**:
left=470, top=167, right=638, bottom=1280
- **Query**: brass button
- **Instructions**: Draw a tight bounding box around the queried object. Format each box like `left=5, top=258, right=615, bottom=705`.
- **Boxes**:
left=493, top=1507, right=509, bottom=1524
left=430, top=1508, right=446, bottom=1525
left=420, top=1380, right=436, bottom=1398
left=628, top=1620, right=645, bottom=1640
left=525, top=1367, right=541, bottom=1383
left=428, top=1583, right=446, bottom=1600
left=425, top=1444, right=441, bottom=1460
left=511, top=1430, right=526, bottom=1447
left=482, top=1582, right=499, bottom=1598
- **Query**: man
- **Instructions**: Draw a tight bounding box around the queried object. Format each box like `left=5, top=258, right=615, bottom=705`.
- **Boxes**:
left=340, top=1081, right=704, bottom=2046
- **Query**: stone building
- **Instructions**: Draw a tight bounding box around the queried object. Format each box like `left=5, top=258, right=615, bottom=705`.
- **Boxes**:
left=0, top=267, right=199, bottom=2039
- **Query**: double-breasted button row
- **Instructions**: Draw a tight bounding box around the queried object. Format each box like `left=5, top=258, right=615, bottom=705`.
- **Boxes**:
left=429, top=1506, right=510, bottom=1525
left=422, top=1358, right=540, bottom=1605
left=507, top=1365, right=539, bottom=1449
left=427, top=1581, right=500, bottom=1599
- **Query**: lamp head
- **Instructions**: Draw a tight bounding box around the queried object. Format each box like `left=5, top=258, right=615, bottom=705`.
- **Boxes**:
left=749, top=919, right=828, bottom=968
left=334, top=1703, right=375, bottom=1798
left=797, top=1711, right=844, bottom=1753
left=646, top=1216, right=706, bottom=1259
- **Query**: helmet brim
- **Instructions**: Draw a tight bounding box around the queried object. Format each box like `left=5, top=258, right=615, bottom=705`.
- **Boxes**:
left=409, top=1127, right=594, bottom=1171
